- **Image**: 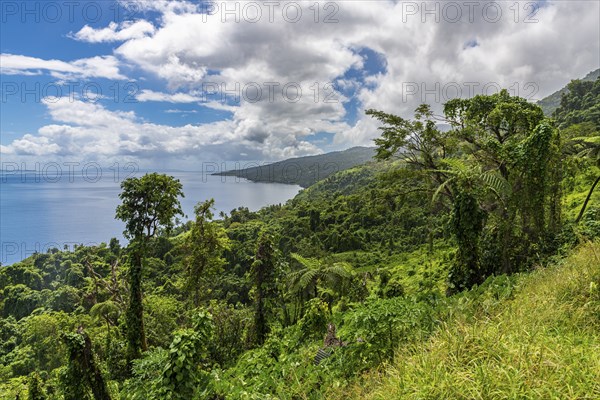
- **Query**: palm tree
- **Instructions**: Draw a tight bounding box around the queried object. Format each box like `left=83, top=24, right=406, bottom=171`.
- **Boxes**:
left=288, top=254, right=352, bottom=312
left=431, top=159, right=512, bottom=284
left=90, top=300, right=120, bottom=353
left=431, top=158, right=511, bottom=209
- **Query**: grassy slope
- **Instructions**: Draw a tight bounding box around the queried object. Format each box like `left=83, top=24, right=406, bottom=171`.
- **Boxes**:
left=330, top=241, right=600, bottom=400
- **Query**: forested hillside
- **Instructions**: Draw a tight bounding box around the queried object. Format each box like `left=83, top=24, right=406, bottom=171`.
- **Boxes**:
left=1, top=76, right=599, bottom=399
left=538, top=68, right=600, bottom=116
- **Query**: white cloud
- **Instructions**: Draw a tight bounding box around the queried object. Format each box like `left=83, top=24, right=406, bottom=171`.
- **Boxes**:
left=136, top=89, right=238, bottom=112
left=3, top=0, right=599, bottom=163
left=111, top=1, right=599, bottom=148
left=71, top=20, right=156, bottom=43
left=3, top=134, right=62, bottom=156
left=1, top=98, right=319, bottom=165
left=43, top=97, right=136, bottom=127
left=0, top=54, right=126, bottom=80
left=136, top=89, right=202, bottom=103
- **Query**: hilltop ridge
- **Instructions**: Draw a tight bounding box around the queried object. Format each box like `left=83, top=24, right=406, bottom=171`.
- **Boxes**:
left=213, top=146, right=375, bottom=187
left=537, top=68, right=600, bottom=115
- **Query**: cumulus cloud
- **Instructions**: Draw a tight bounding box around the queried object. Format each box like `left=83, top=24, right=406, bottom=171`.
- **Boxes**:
left=112, top=0, right=599, bottom=147
left=3, top=0, right=599, bottom=163
left=0, top=98, right=320, bottom=164
left=70, top=20, right=156, bottom=43
left=136, top=89, right=202, bottom=103
left=136, top=89, right=238, bottom=112
left=131, top=0, right=200, bottom=15
left=0, top=54, right=126, bottom=80
left=3, top=134, right=62, bottom=156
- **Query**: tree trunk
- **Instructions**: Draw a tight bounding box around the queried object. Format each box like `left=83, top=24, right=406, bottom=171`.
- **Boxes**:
left=576, top=175, right=600, bottom=223
left=81, top=333, right=112, bottom=400
left=126, top=248, right=147, bottom=363
left=65, top=329, right=112, bottom=400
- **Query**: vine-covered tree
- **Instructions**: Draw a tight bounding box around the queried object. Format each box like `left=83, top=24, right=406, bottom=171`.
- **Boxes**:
left=369, top=90, right=562, bottom=290
left=183, top=199, right=229, bottom=307
left=115, top=173, right=184, bottom=361
left=27, top=371, right=46, bottom=400
left=61, top=328, right=112, bottom=400
left=159, top=311, right=214, bottom=399
left=251, top=231, right=278, bottom=345
left=574, top=137, right=600, bottom=223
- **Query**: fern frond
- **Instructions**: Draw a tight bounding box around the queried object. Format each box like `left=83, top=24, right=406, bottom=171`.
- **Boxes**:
left=431, top=177, right=455, bottom=205
left=480, top=171, right=511, bottom=197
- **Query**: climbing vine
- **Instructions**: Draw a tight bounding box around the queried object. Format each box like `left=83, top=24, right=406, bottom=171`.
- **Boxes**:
left=159, top=311, right=214, bottom=400
left=61, top=329, right=112, bottom=400
left=448, top=183, right=487, bottom=293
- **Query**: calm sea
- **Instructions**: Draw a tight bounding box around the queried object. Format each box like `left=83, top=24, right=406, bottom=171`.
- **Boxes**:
left=0, top=171, right=300, bottom=265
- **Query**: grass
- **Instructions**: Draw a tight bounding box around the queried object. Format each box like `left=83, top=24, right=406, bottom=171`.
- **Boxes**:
left=328, top=241, right=600, bottom=399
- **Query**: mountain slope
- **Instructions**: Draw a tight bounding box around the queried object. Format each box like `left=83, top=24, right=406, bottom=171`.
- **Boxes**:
left=331, top=241, right=600, bottom=399
left=538, top=69, right=600, bottom=116
left=214, top=146, right=376, bottom=187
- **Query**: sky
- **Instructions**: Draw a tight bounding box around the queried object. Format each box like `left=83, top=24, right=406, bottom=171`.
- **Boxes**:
left=0, top=0, right=599, bottom=169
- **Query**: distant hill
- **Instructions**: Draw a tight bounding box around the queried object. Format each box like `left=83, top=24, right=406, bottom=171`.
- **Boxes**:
left=538, top=69, right=600, bottom=116
left=214, top=146, right=376, bottom=187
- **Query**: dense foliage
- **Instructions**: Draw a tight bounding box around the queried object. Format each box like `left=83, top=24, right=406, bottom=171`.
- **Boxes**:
left=370, top=91, right=564, bottom=291
left=1, top=83, right=599, bottom=398
left=537, top=68, right=599, bottom=116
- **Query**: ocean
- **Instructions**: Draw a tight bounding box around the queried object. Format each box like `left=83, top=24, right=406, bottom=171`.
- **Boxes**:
left=0, top=171, right=301, bottom=265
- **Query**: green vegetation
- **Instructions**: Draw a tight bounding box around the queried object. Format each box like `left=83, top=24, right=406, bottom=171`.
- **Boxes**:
left=332, top=241, right=600, bottom=399
left=537, top=68, right=599, bottom=116
left=115, top=173, right=184, bottom=362
left=1, top=76, right=599, bottom=399
left=369, top=92, right=562, bottom=290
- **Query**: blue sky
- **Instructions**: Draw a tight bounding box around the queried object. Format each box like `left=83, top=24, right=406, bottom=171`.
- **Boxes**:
left=1, top=0, right=598, bottom=168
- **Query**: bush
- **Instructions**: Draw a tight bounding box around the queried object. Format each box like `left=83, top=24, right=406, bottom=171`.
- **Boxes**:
left=580, top=206, right=600, bottom=239
left=206, top=301, right=253, bottom=367
left=298, top=298, right=329, bottom=341
left=335, top=298, right=436, bottom=374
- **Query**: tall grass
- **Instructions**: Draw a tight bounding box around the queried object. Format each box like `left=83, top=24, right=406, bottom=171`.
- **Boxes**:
left=330, top=241, right=600, bottom=399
